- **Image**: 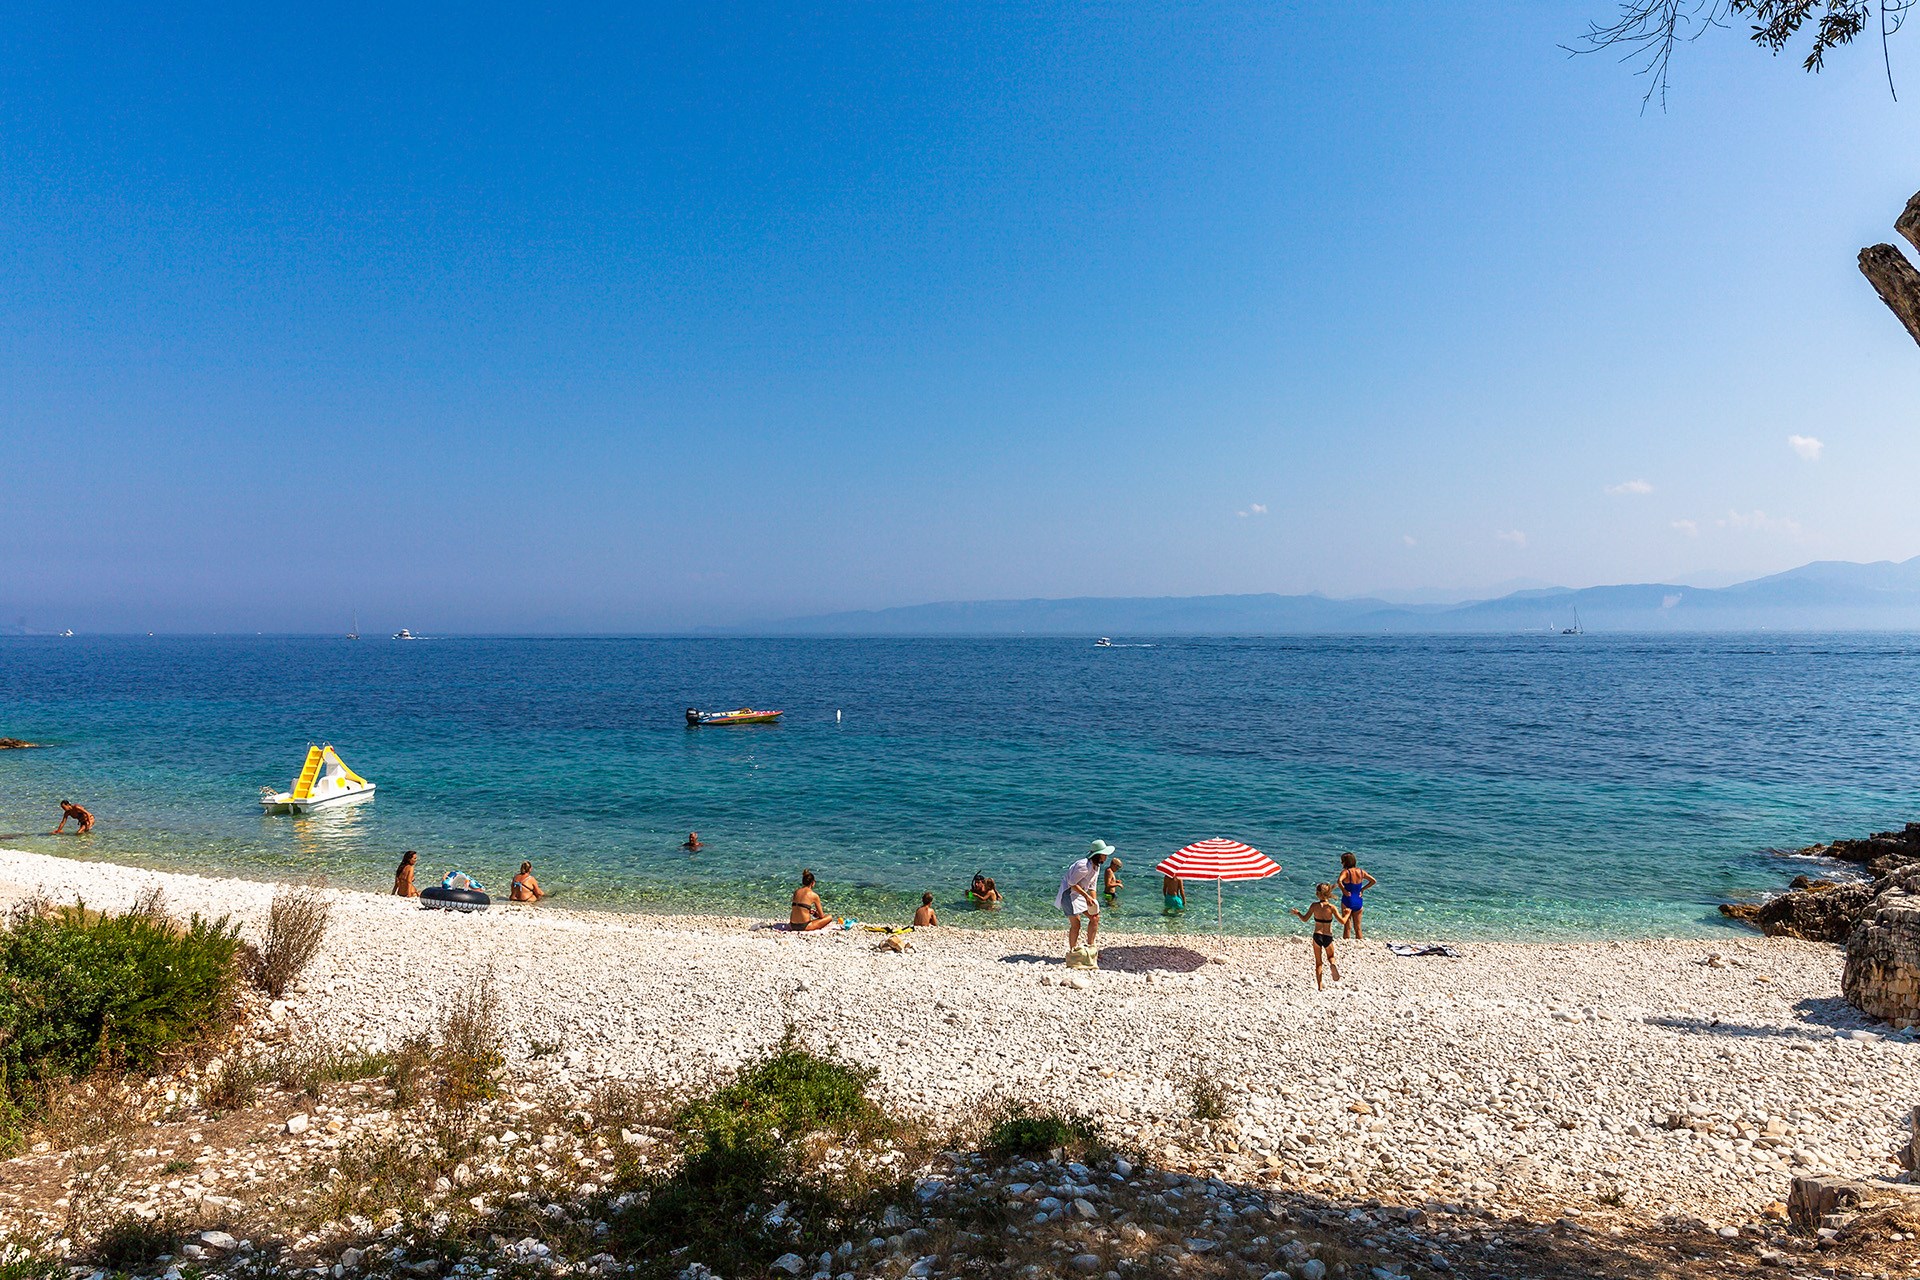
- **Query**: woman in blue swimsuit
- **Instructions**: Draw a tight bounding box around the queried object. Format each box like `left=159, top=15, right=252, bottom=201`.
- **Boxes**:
left=1337, top=852, right=1377, bottom=940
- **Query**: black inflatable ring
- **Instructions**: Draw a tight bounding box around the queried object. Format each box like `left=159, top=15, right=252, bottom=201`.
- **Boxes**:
left=421, top=887, right=491, bottom=912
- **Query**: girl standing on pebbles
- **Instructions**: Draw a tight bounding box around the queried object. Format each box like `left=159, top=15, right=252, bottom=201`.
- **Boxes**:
left=1290, top=883, right=1351, bottom=989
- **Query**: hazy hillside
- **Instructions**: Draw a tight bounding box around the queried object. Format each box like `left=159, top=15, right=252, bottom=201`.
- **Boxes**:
left=733, top=557, right=1920, bottom=635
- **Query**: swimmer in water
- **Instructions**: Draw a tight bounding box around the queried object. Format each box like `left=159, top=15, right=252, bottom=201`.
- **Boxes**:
left=52, top=801, right=94, bottom=834
left=789, top=869, right=841, bottom=931
left=510, top=861, right=545, bottom=902
left=683, top=832, right=703, bottom=851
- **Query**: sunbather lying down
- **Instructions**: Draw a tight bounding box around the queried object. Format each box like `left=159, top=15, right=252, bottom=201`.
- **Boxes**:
left=790, top=868, right=842, bottom=931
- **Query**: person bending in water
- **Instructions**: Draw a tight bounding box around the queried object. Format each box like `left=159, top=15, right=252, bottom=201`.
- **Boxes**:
left=913, top=891, right=939, bottom=927
left=1162, top=873, right=1185, bottom=912
left=52, top=800, right=94, bottom=834
left=683, top=832, right=703, bottom=852
left=789, top=869, right=841, bottom=931
left=511, top=861, right=546, bottom=902
left=1337, top=852, right=1377, bottom=939
left=1290, top=883, right=1352, bottom=990
left=394, top=850, right=420, bottom=897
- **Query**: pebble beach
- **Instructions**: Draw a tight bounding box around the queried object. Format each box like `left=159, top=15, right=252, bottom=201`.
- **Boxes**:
left=2, top=846, right=1915, bottom=1228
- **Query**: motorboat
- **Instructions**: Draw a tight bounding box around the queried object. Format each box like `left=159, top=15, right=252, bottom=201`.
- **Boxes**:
left=1095, top=637, right=1113, bottom=647
left=261, top=745, right=376, bottom=812
left=392, top=628, right=418, bottom=640
left=685, top=707, right=784, bottom=726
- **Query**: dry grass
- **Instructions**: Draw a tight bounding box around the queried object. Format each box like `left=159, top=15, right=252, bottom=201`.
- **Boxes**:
left=250, top=886, right=331, bottom=999
left=1184, top=1063, right=1234, bottom=1122
left=433, top=973, right=506, bottom=1109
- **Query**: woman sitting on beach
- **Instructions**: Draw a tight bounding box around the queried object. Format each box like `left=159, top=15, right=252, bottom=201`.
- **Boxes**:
left=1162, top=873, right=1185, bottom=912
left=510, top=861, right=546, bottom=902
left=394, top=850, right=420, bottom=898
left=913, top=891, right=939, bottom=927
left=789, top=869, right=841, bottom=931
left=1290, top=883, right=1352, bottom=990
left=1337, top=852, right=1377, bottom=940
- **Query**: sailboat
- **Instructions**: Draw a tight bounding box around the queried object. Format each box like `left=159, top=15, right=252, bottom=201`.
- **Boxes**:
left=347, top=612, right=360, bottom=641
left=261, top=745, right=376, bottom=813
left=1562, top=607, right=1584, bottom=636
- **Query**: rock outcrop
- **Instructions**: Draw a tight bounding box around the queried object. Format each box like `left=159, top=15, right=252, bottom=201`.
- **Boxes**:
left=0, top=738, right=37, bottom=749
left=1722, top=823, right=1920, bottom=946
left=1719, top=881, right=1874, bottom=942
left=1842, top=866, right=1920, bottom=1030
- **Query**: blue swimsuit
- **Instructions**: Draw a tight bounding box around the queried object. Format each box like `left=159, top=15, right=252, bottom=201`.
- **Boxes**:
left=1340, top=876, right=1364, bottom=911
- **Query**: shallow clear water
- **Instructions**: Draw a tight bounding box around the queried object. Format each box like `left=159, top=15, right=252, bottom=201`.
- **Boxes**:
left=0, top=634, right=1912, bottom=938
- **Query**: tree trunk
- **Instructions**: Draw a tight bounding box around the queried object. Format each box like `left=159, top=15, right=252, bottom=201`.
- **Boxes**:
left=1861, top=190, right=1920, bottom=350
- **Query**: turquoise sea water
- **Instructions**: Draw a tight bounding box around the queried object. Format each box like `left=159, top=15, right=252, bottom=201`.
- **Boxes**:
left=0, top=634, right=1914, bottom=938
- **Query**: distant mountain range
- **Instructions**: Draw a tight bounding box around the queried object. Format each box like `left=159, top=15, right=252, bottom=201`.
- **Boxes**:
left=731, top=556, right=1920, bottom=635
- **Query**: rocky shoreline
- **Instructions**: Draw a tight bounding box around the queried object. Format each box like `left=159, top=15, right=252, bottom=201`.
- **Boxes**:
left=1719, top=823, right=1920, bottom=1028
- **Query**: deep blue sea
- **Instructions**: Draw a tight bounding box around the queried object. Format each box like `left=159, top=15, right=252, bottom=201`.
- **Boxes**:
left=0, top=634, right=1913, bottom=938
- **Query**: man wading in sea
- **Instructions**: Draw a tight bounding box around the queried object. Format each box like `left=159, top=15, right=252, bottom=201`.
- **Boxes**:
left=52, top=800, right=94, bottom=834
left=1056, top=840, right=1112, bottom=953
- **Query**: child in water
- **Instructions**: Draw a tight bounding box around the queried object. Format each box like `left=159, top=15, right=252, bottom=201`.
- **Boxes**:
left=1289, top=883, right=1351, bottom=990
left=913, top=892, right=938, bottom=926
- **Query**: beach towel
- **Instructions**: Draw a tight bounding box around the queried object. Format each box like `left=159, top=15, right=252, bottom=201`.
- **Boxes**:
left=1386, top=942, right=1460, bottom=958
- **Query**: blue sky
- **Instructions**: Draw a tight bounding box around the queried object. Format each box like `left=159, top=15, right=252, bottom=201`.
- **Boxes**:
left=3, top=3, right=1916, bottom=632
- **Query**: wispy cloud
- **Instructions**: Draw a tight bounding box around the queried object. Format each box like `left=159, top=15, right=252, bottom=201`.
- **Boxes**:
left=1495, top=529, right=1528, bottom=548
left=1604, top=479, right=1653, bottom=496
left=1235, top=502, right=1268, bottom=518
left=1788, top=434, right=1824, bottom=461
left=1401, top=534, right=1417, bottom=548
left=1719, top=509, right=1803, bottom=536
left=1671, top=518, right=1699, bottom=537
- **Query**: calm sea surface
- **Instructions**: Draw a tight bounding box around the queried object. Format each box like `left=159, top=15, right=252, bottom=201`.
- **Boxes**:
left=0, top=634, right=1914, bottom=938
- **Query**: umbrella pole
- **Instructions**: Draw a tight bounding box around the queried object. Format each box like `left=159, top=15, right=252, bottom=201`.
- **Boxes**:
left=1217, top=878, right=1223, bottom=932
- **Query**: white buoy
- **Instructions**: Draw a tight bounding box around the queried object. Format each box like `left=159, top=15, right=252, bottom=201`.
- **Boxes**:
left=836, top=709, right=842, bottom=722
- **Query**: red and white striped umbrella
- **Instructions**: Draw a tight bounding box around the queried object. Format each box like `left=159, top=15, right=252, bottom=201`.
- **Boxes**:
left=1155, top=838, right=1281, bottom=929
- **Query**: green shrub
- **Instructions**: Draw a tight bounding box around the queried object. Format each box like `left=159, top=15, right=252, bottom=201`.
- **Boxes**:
left=608, top=1030, right=903, bottom=1278
left=0, top=1241, right=61, bottom=1280
left=983, top=1104, right=1099, bottom=1158
left=675, top=1027, right=887, bottom=1142
left=0, top=899, right=240, bottom=1144
left=90, top=1212, right=187, bottom=1271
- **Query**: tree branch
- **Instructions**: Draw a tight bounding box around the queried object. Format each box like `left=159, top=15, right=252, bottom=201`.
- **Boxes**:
left=1859, top=242, right=1920, bottom=348
left=1895, top=189, right=1920, bottom=255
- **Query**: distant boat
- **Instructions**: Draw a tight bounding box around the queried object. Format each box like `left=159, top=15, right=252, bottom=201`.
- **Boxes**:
left=393, top=628, right=418, bottom=640
left=686, top=707, right=783, bottom=727
left=1095, top=637, right=1113, bottom=647
left=261, top=744, right=376, bottom=813
left=348, top=612, right=360, bottom=641
left=1562, top=607, right=1583, bottom=636
left=59, top=629, right=73, bottom=637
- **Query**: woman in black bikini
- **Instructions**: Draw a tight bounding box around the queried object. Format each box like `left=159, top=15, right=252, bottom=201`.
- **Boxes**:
left=1289, top=883, right=1351, bottom=990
